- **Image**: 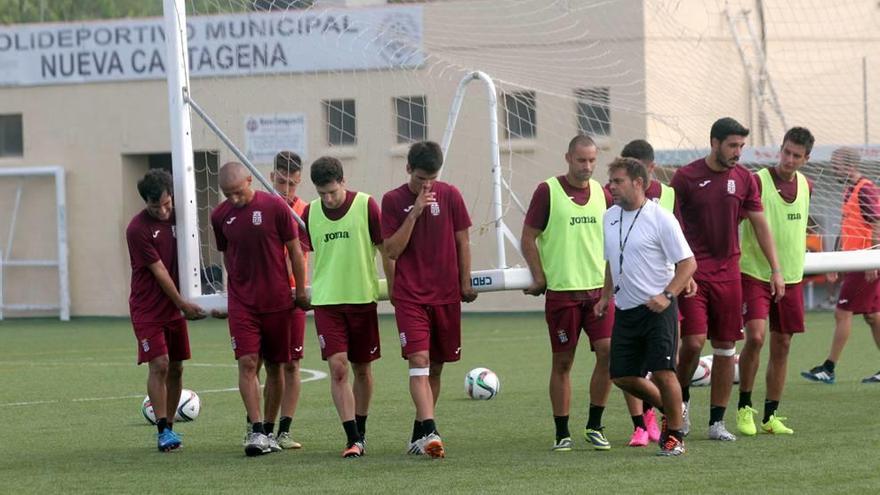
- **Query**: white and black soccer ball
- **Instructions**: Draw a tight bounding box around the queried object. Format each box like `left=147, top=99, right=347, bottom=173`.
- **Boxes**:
left=690, top=354, right=741, bottom=387
left=141, top=389, right=201, bottom=424
left=464, top=367, right=500, bottom=400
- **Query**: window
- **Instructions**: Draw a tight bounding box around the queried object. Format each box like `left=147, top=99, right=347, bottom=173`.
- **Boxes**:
left=323, top=99, right=356, bottom=146
left=503, top=91, right=537, bottom=139
left=575, top=87, right=611, bottom=136
left=394, top=96, right=427, bottom=143
left=0, top=114, right=23, bottom=157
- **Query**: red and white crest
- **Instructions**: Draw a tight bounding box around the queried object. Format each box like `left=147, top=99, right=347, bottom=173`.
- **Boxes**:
left=252, top=211, right=262, bottom=225
left=727, top=179, right=736, bottom=194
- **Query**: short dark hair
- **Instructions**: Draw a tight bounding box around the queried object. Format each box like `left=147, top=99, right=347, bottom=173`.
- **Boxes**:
left=620, top=139, right=654, bottom=163
left=710, top=117, right=750, bottom=143
left=137, top=169, right=173, bottom=203
left=274, top=151, right=302, bottom=174
left=568, top=134, right=597, bottom=154
left=782, top=126, right=815, bottom=155
left=407, top=141, right=444, bottom=173
left=608, top=157, right=648, bottom=189
left=310, top=156, right=344, bottom=186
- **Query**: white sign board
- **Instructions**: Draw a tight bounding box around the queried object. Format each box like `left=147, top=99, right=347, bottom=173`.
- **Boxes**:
left=244, top=114, right=307, bottom=165
left=0, top=6, right=423, bottom=86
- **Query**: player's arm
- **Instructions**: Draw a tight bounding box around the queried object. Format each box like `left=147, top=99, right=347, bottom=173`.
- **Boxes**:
left=286, top=238, right=310, bottom=310
left=146, top=261, right=206, bottom=320
left=646, top=256, right=696, bottom=313
left=744, top=209, right=785, bottom=301
left=593, top=262, right=613, bottom=318
left=455, top=228, right=477, bottom=303
left=521, top=224, right=546, bottom=296
left=377, top=242, right=395, bottom=304
left=383, top=184, right=434, bottom=260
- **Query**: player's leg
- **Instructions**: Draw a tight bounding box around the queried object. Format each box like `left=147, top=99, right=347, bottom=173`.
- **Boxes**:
left=706, top=279, right=742, bottom=441
left=165, top=360, right=183, bottom=428
left=737, top=277, right=771, bottom=435
left=623, top=392, right=650, bottom=446
left=147, top=356, right=170, bottom=427
left=762, top=331, right=793, bottom=433
left=327, top=352, right=362, bottom=457
left=861, top=311, right=880, bottom=383
left=546, top=298, right=580, bottom=451
left=238, top=352, right=269, bottom=455
left=395, top=301, right=436, bottom=455
left=347, top=304, right=381, bottom=442
left=583, top=297, right=614, bottom=450
left=676, top=286, right=709, bottom=436
left=276, top=307, right=306, bottom=447
left=428, top=361, right=444, bottom=406
left=262, top=360, right=283, bottom=452
left=163, top=319, right=190, bottom=434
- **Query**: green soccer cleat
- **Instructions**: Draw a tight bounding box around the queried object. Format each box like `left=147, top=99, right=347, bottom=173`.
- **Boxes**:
left=584, top=428, right=611, bottom=451
left=736, top=405, right=758, bottom=436
left=276, top=431, right=303, bottom=449
left=762, top=415, right=794, bottom=435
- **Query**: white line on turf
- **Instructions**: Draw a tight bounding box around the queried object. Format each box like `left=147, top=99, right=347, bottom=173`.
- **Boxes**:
left=0, top=367, right=328, bottom=408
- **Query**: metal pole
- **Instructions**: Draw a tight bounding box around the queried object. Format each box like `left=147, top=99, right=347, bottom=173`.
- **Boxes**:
left=55, top=167, right=70, bottom=321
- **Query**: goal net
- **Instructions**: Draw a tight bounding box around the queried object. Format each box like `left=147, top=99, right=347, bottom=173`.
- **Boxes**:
left=162, top=0, right=880, bottom=311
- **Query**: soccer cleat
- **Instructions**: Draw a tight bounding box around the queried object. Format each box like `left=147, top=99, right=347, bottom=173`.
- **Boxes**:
left=644, top=408, right=661, bottom=443
left=736, top=405, right=758, bottom=436
left=761, top=415, right=794, bottom=435
left=657, top=435, right=685, bottom=457
left=157, top=429, right=182, bottom=452
left=628, top=427, right=649, bottom=447
left=583, top=428, right=611, bottom=451
left=659, top=415, right=668, bottom=446
left=421, top=433, right=445, bottom=459
left=266, top=433, right=283, bottom=453
left=708, top=421, right=737, bottom=441
left=800, top=365, right=835, bottom=384
left=681, top=402, right=690, bottom=437
left=861, top=371, right=880, bottom=383
left=342, top=440, right=365, bottom=458
left=244, top=432, right=270, bottom=457
left=406, top=439, right=424, bottom=455
left=551, top=437, right=573, bottom=452
left=276, top=432, right=303, bottom=450
left=242, top=422, right=251, bottom=447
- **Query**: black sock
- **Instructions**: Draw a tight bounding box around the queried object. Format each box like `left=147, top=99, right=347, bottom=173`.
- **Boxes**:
left=167, top=422, right=173, bottom=431
left=586, top=404, right=605, bottom=430
left=763, top=400, right=779, bottom=423
left=669, top=429, right=684, bottom=441
left=355, top=414, right=368, bottom=438
left=264, top=422, right=274, bottom=437
left=643, top=404, right=652, bottom=414
left=554, top=415, right=570, bottom=441
left=250, top=421, right=265, bottom=435
left=156, top=417, right=168, bottom=434
left=410, top=420, right=423, bottom=443
left=278, top=416, right=292, bottom=434
left=824, top=359, right=836, bottom=372
left=709, top=406, right=726, bottom=425
left=738, top=391, right=752, bottom=409
left=421, top=419, right=438, bottom=436
left=342, top=420, right=360, bottom=445
left=631, top=415, right=646, bottom=430
left=681, top=386, right=690, bottom=403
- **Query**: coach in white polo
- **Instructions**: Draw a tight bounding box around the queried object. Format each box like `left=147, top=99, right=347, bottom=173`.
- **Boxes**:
left=593, top=157, right=696, bottom=456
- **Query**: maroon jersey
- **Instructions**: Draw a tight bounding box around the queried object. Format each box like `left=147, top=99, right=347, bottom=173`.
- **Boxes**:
left=126, top=210, right=181, bottom=324
left=381, top=181, right=472, bottom=305
left=670, top=158, right=762, bottom=281
left=301, top=190, right=383, bottom=252
left=524, top=176, right=613, bottom=230
left=755, top=168, right=814, bottom=203
left=211, top=190, right=298, bottom=313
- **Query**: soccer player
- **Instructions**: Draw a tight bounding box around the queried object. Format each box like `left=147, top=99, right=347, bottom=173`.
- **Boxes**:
left=595, top=157, right=696, bottom=456
left=126, top=169, right=205, bottom=451
left=736, top=127, right=815, bottom=436
left=261, top=151, right=307, bottom=449
left=301, top=156, right=391, bottom=458
left=617, top=139, right=672, bottom=446
left=211, top=161, right=309, bottom=456
left=382, top=141, right=477, bottom=459
left=671, top=117, right=784, bottom=441
left=521, top=134, right=615, bottom=452
left=802, top=147, right=880, bottom=384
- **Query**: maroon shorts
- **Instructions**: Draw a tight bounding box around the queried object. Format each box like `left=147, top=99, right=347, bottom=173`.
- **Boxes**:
left=679, top=278, right=744, bottom=342
left=741, top=276, right=805, bottom=334
left=229, top=308, right=293, bottom=363
left=289, top=307, right=306, bottom=361
left=133, top=318, right=190, bottom=365
left=544, top=291, right=614, bottom=353
left=314, top=303, right=381, bottom=363
left=837, top=272, right=880, bottom=315
left=394, top=300, right=461, bottom=363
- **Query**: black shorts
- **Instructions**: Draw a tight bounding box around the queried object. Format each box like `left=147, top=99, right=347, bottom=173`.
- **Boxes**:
left=610, top=301, right=678, bottom=379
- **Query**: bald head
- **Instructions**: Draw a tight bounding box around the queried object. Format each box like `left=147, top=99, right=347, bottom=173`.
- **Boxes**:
left=219, top=162, right=254, bottom=207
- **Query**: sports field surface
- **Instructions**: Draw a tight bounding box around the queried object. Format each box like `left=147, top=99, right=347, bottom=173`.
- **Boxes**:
left=1, top=312, right=878, bottom=494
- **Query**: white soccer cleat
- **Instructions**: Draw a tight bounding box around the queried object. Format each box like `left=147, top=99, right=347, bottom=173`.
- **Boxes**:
left=244, top=432, right=270, bottom=456
left=407, top=439, right=424, bottom=455
left=266, top=433, right=283, bottom=453
left=708, top=421, right=737, bottom=441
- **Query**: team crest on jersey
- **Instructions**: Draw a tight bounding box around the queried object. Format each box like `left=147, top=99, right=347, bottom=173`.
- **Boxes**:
left=141, top=339, right=150, bottom=352
left=727, top=179, right=736, bottom=194
left=430, top=202, right=440, bottom=216
left=252, top=211, right=262, bottom=225
left=399, top=332, right=407, bottom=347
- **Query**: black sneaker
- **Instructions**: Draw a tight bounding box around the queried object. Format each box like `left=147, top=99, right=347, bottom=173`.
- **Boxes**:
left=800, top=365, right=835, bottom=384
left=657, top=435, right=685, bottom=456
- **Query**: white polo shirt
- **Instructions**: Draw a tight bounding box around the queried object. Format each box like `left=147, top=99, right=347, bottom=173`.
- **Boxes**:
left=603, top=200, right=693, bottom=310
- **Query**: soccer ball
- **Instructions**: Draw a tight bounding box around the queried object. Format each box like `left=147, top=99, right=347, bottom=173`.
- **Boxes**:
left=690, top=354, right=741, bottom=387
left=464, top=367, right=500, bottom=400
left=141, top=389, right=201, bottom=424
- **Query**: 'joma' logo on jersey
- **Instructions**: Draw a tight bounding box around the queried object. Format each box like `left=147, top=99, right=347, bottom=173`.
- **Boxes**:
left=569, top=216, right=597, bottom=226
left=787, top=213, right=802, bottom=220
left=323, top=231, right=350, bottom=242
